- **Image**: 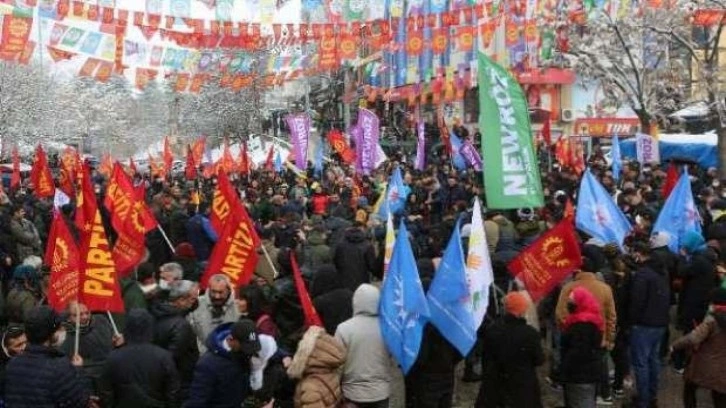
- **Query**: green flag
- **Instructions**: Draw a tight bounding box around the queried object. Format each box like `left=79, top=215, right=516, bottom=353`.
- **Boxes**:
left=478, top=52, right=544, bottom=209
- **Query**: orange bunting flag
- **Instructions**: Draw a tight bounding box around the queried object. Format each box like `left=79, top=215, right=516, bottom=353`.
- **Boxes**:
left=185, top=145, right=197, bottom=181
left=163, top=136, right=174, bottom=175
left=45, top=211, right=80, bottom=312
left=291, top=252, right=323, bottom=328
left=10, top=146, right=21, bottom=190
left=200, top=207, right=260, bottom=290
left=30, top=144, right=55, bottom=198
left=507, top=219, right=582, bottom=302
left=105, top=163, right=157, bottom=276
left=76, top=165, right=124, bottom=312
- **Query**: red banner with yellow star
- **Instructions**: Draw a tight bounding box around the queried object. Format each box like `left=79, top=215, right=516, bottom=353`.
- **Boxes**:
left=508, top=219, right=582, bottom=302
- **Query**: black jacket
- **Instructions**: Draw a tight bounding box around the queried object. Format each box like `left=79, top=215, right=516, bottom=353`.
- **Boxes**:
left=477, top=315, right=544, bottom=408
left=99, top=343, right=181, bottom=408
left=150, top=301, right=200, bottom=394
left=311, top=264, right=353, bottom=335
left=332, top=228, right=378, bottom=292
left=560, top=322, right=603, bottom=384
left=629, top=259, right=670, bottom=327
left=4, top=345, right=91, bottom=408
left=678, top=250, right=719, bottom=329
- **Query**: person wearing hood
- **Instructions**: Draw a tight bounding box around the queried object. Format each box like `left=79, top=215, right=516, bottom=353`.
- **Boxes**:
left=9, top=204, right=42, bottom=261
left=477, top=291, right=544, bottom=408
left=333, top=223, right=379, bottom=292
left=628, top=241, right=670, bottom=408
left=99, top=309, right=180, bottom=408
left=303, top=226, right=332, bottom=274
left=185, top=202, right=218, bottom=262
left=149, top=280, right=200, bottom=398
left=188, top=274, right=241, bottom=354
left=670, top=287, right=726, bottom=408
left=185, top=319, right=261, bottom=408
left=335, top=284, right=391, bottom=407
left=673, top=230, right=719, bottom=373
left=5, top=264, right=43, bottom=325
left=311, top=263, right=353, bottom=335
left=287, top=325, right=346, bottom=408
left=238, top=284, right=279, bottom=339
left=559, top=287, right=605, bottom=408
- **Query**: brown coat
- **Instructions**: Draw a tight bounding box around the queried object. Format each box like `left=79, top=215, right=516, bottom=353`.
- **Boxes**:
left=672, top=314, right=726, bottom=394
left=288, top=326, right=347, bottom=408
left=556, top=272, right=617, bottom=347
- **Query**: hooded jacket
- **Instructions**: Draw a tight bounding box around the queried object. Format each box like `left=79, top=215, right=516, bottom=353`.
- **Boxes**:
left=556, top=271, right=616, bottom=346
left=303, top=231, right=332, bottom=273
left=560, top=287, right=604, bottom=384
left=288, top=326, right=346, bottom=408
left=335, top=284, right=391, bottom=403
left=312, top=264, right=353, bottom=335
left=187, top=282, right=240, bottom=354
left=678, top=231, right=719, bottom=328
left=185, top=323, right=252, bottom=408
left=671, top=310, right=726, bottom=393
left=332, top=228, right=378, bottom=292
left=149, top=300, right=199, bottom=393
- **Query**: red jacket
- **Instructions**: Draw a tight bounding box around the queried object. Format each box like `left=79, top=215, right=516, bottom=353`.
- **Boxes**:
left=311, top=194, right=329, bottom=215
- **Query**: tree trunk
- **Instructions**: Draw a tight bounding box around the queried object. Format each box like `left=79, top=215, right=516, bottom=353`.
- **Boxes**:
left=635, top=109, right=652, bottom=134
left=718, top=123, right=726, bottom=179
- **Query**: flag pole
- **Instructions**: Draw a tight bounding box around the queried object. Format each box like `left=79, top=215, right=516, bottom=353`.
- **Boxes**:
left=106, top=311, right=120, bottom=336
left=260, top=243, right=279, bottom=279
left=74, top=302, right=81, bottom=357
left=157, top=225, right=176, bottom=254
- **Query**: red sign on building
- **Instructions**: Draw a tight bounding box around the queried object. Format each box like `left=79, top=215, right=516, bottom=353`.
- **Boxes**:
left=573, top=118, right=641, bottom=137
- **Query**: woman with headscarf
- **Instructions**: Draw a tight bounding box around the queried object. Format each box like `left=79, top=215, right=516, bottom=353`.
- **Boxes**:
left=238, top=284, right=279, bottom=339
left=5, top=265, right=42, bottom=325
left=559, top=287, right=605, bottom=408
left=477, top=291, right=544, bottom=408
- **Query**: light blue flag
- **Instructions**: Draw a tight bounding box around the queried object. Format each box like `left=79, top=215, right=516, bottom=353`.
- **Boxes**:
left=313, top=142, right=324, bottom=178
left=611, top=134, right=622, bottom=182
left=576, top=169, right=633, bottom=248
left=449, top=132, right=468, bottom=170
left=377, top=167, right=411, bottom=219
left=652, top=171, right=702, bottom=253
left=274, top=151, right=283, bottom=173
left=427, top=220, right=477, bottom=356
left=380, top=220, right=430, bottom=374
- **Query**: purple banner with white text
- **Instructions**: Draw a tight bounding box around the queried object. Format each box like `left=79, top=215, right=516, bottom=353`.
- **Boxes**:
left=285, top=113, right=311, bottom=170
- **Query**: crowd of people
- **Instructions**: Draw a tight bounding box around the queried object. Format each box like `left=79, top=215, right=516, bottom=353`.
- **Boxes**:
left=0, top=137, right=723, bottom=408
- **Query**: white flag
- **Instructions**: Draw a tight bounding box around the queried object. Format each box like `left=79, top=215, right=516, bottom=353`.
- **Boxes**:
left=635, top=132, right=660, bottom=164
left=466, top=197, right=494, bottom=328
left=383, top=211, right=396, bottom=275
left=53, top=190, right=70, bottom=210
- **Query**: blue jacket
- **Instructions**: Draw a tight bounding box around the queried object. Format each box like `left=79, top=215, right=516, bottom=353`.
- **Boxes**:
left=185, top=214, right=217, bottom=261
left=184, top=323, right=251, bottom=408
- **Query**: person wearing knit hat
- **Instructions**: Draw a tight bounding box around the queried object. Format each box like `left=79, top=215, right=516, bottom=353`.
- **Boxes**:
left=477, top=290, right=544, bottom=408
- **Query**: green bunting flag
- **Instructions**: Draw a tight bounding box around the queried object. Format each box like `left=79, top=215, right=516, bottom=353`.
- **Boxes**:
left=478, top=52, right=544, bottom=209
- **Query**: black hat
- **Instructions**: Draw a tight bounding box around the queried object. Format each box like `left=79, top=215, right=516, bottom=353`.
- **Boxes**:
left=230, top=319, right=261, bottom=355
left=24, top=306, right=62, bottom=344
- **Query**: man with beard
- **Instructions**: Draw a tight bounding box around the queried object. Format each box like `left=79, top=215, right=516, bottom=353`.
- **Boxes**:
left=4, top=306, right=96, bottom=407
left=150, top=280, right=200, bottom=400
left=188, top=274, right=240, bottom=353
left=185, top=319, right=261, bottom=407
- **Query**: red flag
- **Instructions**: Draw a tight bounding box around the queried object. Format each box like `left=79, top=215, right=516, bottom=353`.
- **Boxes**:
left=327, top=129, right=356, bottom=164
left=148, top=154, right=164, bottom=178
left=163, top=136, right=173, bottom=175
left=200, top=209, right=259, bottom=290
left=218, top=137, right=235, bottom=174
left=264, top=145, right=275, bottom=171
left=191, top=136, right=206, bottom=165
left=209, top=171, right=255, bottom=240
left=45, top=211, right=80, bottom=312
left=662, top=163, right=678, bottom=199
left=30, top=145, right=55, bottom=198
left=10, top=145, right=21, bottom=190
left=98, top=153, right=113, bottom=178
left=238, top=142, right=250, bottom=175
left=554, top=137, right=571, bottom=168
left=508, top=219, right=582, bottom=302
left=185, top=145, right=197, bottom=180
left=542, top=117, right=552, bottom=146
left=128, top=158, right=138, bottom=176
left=58, top=157, right=75, bottom=198
left=564, top=198, right=575, bottom=221
left=76, top=165, right=124, bottom=312
left=291, top=252, right=323, bottom=328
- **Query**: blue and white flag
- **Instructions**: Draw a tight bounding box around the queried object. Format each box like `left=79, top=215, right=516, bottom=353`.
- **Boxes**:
left=377, top=167, right=410, bottom=219
left=380, top=220, right=430, bottom=374
left=449, top=132, right=468, bottom=170
left=652, top=171, right=702, bottom=253
left=427, top=220, right=477, bottom=356
left=611, top=134, right=622, bottom=181
left=274, top=151, right=283, bottom=173
left=313, top=142, right=324, bottom=178
left=576, top=169, right=632, bottom=248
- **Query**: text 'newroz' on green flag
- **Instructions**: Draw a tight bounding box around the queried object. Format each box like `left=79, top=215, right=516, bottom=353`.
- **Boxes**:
left=478, top=52, right=544, bottom=209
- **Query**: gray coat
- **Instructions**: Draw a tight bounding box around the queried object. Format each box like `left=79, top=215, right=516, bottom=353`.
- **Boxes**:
left=9, top=217, right=41, bottom=261
left=187, top=287, right=240, bottom=354
left=335, top=284, right=391, bottom=403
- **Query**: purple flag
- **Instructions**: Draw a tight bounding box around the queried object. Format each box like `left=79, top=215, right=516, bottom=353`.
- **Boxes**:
left=285, top=113, right=310, bottom=170
left=460, top=140, right=482, bottom=171
left=358, top=109, right=380, bottom=175
left=350, top=125, right=363, bottom=173
left=415, top=121, right=425, bottom=171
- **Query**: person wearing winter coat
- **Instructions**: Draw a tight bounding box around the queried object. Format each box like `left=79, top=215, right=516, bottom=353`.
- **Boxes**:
left=188, top=274, right=240, bottom=353
left=287, top=325, right=346, bottom=408
left=4, top=306, right=93, bottom=408
left=312, top=264, right=353, bottom=335
left=184, top=320, right=260, bottom=408
left=184, top=203, right=218, bottom=262
left=671, top=287, right=726, bottom=408
left=99, top=309, right=180, bottom=408
left=273, top=248, right=305, bottom=350
left=149, top=280, right=200, bottom=398
left=238, top=284, right=280, bottom=339
left=332, top=225, right=378, bottom=292
left=477, top=291, right=544, bottom=408
left=303, top=227, right=332, bottom=274
left=5, top=264, right=43, bottom=325
left=559, top=287, right=605, bottom=408
left=335, top=284, right=391, bottom=407
left=8, top=204, right=42, bottom=262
